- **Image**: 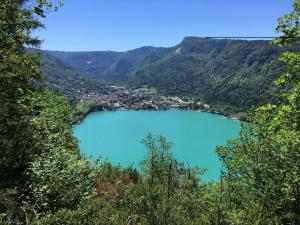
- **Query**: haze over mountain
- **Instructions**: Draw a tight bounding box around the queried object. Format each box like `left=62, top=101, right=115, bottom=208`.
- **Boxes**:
left=28, top=50, right=106, bottom=99
left=42, top=37, right=298, bottom=112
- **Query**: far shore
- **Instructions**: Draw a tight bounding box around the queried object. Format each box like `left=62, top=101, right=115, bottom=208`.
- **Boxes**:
left=73, top=106, right=242, bottom=126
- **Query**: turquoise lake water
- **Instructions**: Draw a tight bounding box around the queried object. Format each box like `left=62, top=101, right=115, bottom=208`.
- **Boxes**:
left=73, top=110, right=240, bottom=181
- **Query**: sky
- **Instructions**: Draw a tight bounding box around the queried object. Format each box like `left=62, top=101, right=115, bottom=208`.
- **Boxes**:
left=35, top=0, right=294, bottom=52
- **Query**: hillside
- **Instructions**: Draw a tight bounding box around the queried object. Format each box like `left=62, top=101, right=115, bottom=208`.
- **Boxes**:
left=31, top=50, right=107, bottom=99
left=130, top=37, right=290, bottom=112
left=44, top=37, right=298, bottom=113
left=46, top=50, right=122, bottom=80
left=45, top=47, right=171, bottom=83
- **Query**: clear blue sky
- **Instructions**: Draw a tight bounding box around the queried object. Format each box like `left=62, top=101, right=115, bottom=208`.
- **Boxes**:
left=36, top=0, right=294, bottom=51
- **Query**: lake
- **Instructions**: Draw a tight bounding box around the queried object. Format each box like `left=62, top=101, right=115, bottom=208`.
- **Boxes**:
left=73, top=110, right=240, bottom=181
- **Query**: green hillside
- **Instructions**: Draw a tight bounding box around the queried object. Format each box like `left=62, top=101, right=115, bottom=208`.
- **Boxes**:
left=46, top=47, right=173, bottom=84
left=46, top=50, right=122, bottom=80
left=130, top=37, right=293, bottom=113
left=29, top=50, right=107, bottom=99
left=44, top=38, right=298, bottom=113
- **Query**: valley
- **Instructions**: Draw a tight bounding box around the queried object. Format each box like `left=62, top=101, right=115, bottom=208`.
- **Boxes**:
left=39, top=37, right=299, bottom=117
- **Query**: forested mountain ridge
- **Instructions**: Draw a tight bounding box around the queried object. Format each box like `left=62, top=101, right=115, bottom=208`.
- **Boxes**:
left=27, top=49, right=107, bottom=99
left=45, top=46, right=171, bottom=83
left=130, top=37, right=293, bottom=112
left=46, top=50, right=122, bottom=80
left=44, top=37, right=299, bottom=113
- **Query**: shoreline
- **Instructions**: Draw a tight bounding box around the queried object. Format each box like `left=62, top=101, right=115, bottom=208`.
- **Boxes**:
left=72, top=85, right=245, bottom=125
left=73, top=106, right=241, bottom=125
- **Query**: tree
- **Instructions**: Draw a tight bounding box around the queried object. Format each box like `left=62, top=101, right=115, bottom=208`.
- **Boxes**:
left=216, top=0, right=300, bottom=224
left=0, top=1, right=99, bottom=224
left=0, top=0, right=63, bottom=187
left=120, top=133, right=208, bottom=225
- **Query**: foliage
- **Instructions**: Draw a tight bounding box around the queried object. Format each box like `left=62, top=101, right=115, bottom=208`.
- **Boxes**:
left=24, top=134, right=218, bottom=225
left=27, top=147, right=97, bottom=213
left=216, top=1, right=300, bottom=224
left=0, top=1, right=98, bottom=224
left=0, top=0, right=55, bottom=188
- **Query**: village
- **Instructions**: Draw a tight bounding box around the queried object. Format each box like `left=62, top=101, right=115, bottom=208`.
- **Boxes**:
left=73, top=85, right=210, bottom=111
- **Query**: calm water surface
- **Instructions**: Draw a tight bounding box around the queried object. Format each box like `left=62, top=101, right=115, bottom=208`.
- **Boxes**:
left=73, top=110, right=240, bottom=181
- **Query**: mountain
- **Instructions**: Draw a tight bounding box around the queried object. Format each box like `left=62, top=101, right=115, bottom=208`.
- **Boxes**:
left=29, top=50, right=107, bottom=99
left=45, top=47, right=172, bottom=84
left=45, top=50, right=122, bottom=80
left=42, top=37, right=299, bottom=113
left=129, top=37, right=290, bottom=112
left=100, top=47, right=172, bottom=83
